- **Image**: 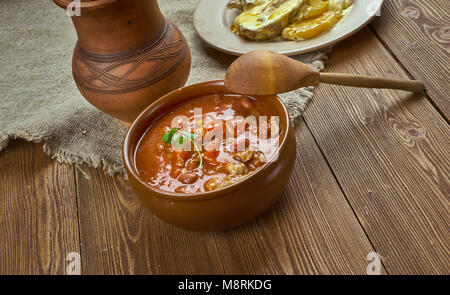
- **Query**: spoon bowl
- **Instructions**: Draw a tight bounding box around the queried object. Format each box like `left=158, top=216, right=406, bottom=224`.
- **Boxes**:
left=225, top=50, right=425, bottom=96
left=225, top=50, right=320, bottom=95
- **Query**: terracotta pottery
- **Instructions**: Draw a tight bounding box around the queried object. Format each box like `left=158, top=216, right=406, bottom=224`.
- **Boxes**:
left=123, top=81, right=296, bottom=231
left=52, top=0, right=191, bottom=123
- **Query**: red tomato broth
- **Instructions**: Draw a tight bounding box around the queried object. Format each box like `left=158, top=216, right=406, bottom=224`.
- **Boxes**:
left=135, top=93, right=282, bottom=194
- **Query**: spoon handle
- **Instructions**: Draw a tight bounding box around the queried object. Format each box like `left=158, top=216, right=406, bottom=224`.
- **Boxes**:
left=319, top=73, right=425, bottom=93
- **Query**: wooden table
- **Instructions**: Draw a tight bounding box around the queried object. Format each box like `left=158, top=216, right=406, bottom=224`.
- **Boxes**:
left=1, top=0, right=449, bottom=274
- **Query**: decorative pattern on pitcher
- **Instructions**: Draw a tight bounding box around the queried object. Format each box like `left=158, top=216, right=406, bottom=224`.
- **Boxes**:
left=72, top=21, right=187, bottom=94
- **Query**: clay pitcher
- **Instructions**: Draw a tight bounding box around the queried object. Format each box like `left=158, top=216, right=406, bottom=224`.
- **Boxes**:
left=52, top=0, right=191, bottom=123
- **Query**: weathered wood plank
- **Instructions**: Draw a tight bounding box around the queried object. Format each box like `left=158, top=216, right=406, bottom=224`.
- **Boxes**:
left=74, top=166, right=226, bottom=274
left=303, top=28, right=450, bottom=274
left=214, top=119, right=386, bottom=274
left=0, top=140, right=80, bottom=274
left=371, top=0, right=450, bottom=118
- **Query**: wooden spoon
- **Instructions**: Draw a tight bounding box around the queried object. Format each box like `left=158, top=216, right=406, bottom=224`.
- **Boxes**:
left=225, top=50, right=425, bottom=95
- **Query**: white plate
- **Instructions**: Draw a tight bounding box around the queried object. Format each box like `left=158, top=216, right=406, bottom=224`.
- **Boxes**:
left=194, top=0, right=384, bottom=56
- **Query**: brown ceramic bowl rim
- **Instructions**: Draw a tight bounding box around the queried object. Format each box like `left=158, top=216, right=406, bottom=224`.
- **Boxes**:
left=53, top=0, right=119, bottom=10
left=122, top=80, right=291, bottom=201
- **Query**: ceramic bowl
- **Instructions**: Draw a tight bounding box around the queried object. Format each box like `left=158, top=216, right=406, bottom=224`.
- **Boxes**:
left=123, top=81, right=296, bottom=231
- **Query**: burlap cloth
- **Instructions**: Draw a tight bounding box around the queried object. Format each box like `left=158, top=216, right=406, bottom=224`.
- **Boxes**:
left=0, top=0, right=328, bottom=175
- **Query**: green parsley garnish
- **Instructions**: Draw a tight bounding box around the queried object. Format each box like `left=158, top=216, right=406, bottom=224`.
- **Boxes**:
left=162, top=128, right=203, bottom=170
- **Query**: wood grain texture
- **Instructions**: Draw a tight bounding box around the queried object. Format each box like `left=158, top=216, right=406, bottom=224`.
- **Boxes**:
left=319, top=72, right=425, bottom=93
left=0, top=140, right=80, bottom=274
left=213, top=120, right=386, bottom=274
left=370, top=0, right=450, bottom=118
left=74, top=166, right=225, bottom=274
left=303, top=27, right=450, bottom=274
